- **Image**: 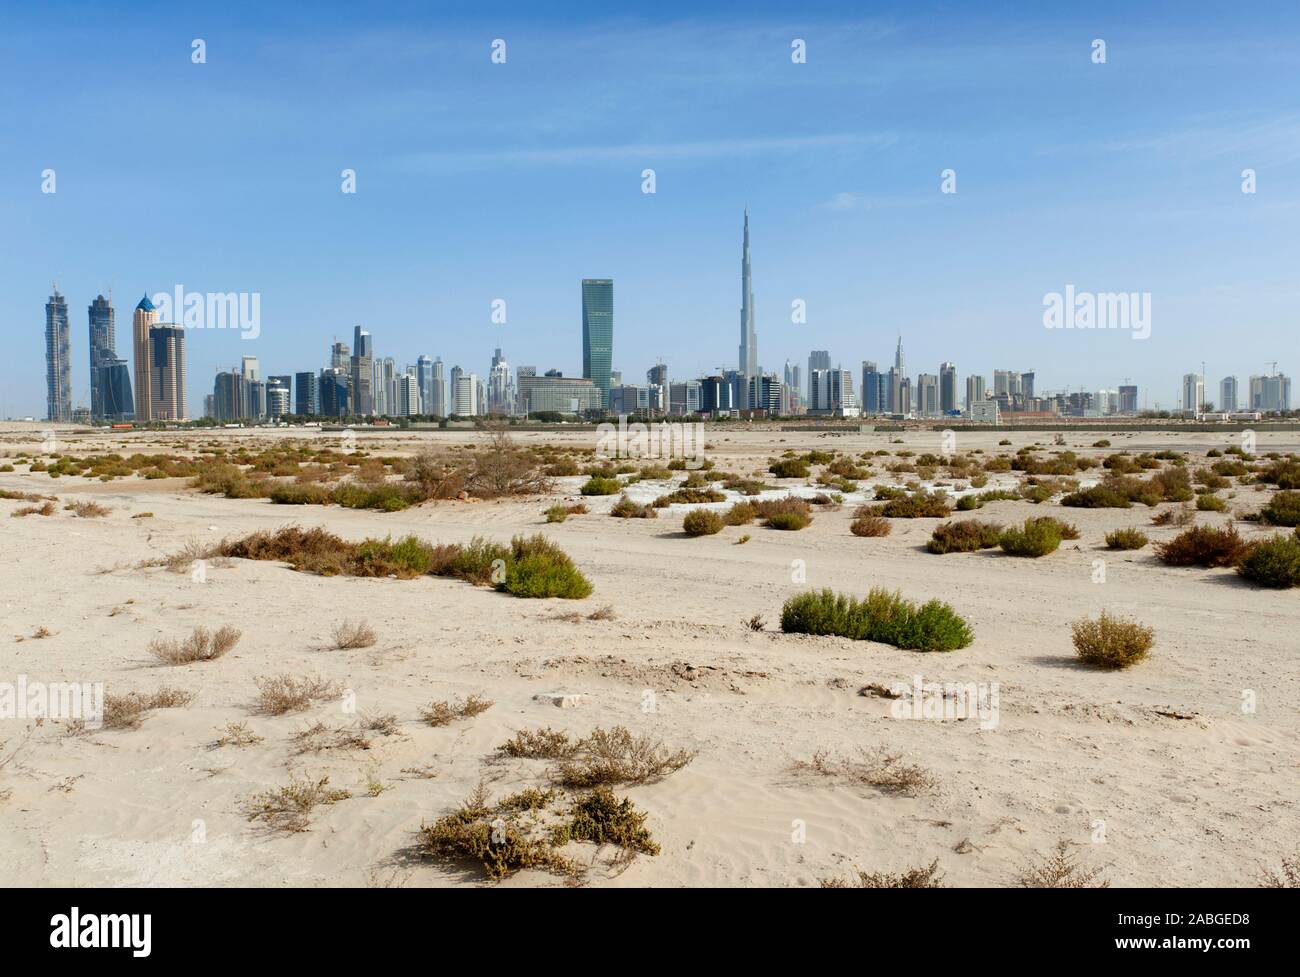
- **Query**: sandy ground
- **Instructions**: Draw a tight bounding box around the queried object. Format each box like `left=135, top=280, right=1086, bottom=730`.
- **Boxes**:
left=0, top=421, right=1297, bottom=887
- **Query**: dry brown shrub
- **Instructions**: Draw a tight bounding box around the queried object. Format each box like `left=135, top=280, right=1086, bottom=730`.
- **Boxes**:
left=149, top=625, right=241, bottom=664
left=1014, top=840, right=1109, bottom=888
left=420, top=694, right=494, bottom=727
left=252, top=673, right=342, bottom=715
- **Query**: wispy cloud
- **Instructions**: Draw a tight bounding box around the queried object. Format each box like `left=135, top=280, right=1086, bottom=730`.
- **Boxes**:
left=394, top=132, right=898, bottom=169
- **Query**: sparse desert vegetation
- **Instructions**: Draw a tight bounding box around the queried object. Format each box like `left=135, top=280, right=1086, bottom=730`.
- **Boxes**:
left=1071, top=611, right=1155, bottom=669
left=781, top=588, right=973, bottom=651
left=148, top=625, right=242, bottom=664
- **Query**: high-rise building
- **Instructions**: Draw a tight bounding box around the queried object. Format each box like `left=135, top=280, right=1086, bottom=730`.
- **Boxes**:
left=266, top=378, right=290, bottom=419
left=415, top=355, right=433, bottom=415
left=427, top=357, right=445, bottom=417
left=1118, top=384, right=1138, bottom=414
left=668, top=380, right=702, bottom=416
left=213, top=369, right=246, bottom=421
left=294, top=371, right=319, bottom=416
left=738, top=211, right=758, bottom=401
left=582, top=279, right=614, bottom=409
left=1220, top=376, right=1239, bottom=412
left=965, top=375, right=987, bottom=413
left=862, top=362, right=887, bottom=415
left=699, top=375, right=734, bottom=415
left=396, top=373, right=421, bottom=416
left=148, top=325, right=186, bottom=421
left=939, top=362, right=958, bottom=413
left=241, top=355, right=261, bottom=383
left=808, top=351, right=830, bottom=403
left=350, top=326, right=373, bottom=415
left=132, top=294, right=159, bottom=422
left=1182, top=373, right=1205, bottom=413
left=488, top=347, right=514, bottom=414
left=45, top=288, right=72, bottom=422
left=647, top=363, right=667, bottom=388
left=330, top=341, right=350, bottom=371
left=1249, top=373, right=1291, bottom=412
left=88, top=294, right=116, bottom=420
left=454, top=373, right=480, bottom=416
left=809, top=368, right=856, bottom=415
left=916, top=373, right=940, bottom=417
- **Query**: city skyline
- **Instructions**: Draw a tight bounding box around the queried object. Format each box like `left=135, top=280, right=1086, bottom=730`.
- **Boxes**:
left=11, top=2, right=1300, bottom=417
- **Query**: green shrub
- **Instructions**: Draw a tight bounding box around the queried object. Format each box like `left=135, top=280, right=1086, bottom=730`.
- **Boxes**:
left=682, top=509, right=724, bottom=536
left=610, top=494, right=657, bottom=519
left=868, top=491, right=952, bottom=519
left=269, top=483, right=334, bottom=505
left=1061, top=485, right=1132, bottom=508
left=927, top=520, right=1003, bottom=554
left=768, top=458, right=810, bottom=478
left=580, top=476, right=622, bottom=496
left=1071, top=611, right=1154, bottom=669
left=1260, top=490, right=1300, bottom=526
left=498, top=534, right=592, bottom=599
left=767, top=511, right=812, bottom=531
left=1237, top=533, right=1300, bottom=588
left=1104, top=528, right=1148, bottom=550
left=449, top=536, right=511, bottom=584
left=1154, top=524, right=1248, bottom=567
left=723, top=501, right=757, bottom=525
left=999, top=518, right=1062, bottom=557
left=653, top=487, right=726, bottom=505
left=1195, top=492, right=1225, bottom=511
left=780, top=587, right=973, bottom=652
left=544, top=504, right=568, bottom=523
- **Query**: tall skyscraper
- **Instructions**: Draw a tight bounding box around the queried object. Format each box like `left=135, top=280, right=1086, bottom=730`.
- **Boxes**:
left=862, top=361, right=887, bottom=415
left=738, top=210, right=757, bottom=400
left=1182, top=373, right=1205, bottom=413
left=581, top=279, right=613, bottom=409
left=939, top=362, right=958, bottom=413
left=295, top=371, right=319, bottom=416
left=1118, top=384, right=1139, bottom=414
left=416, top=355, right=433, bottom=415
left=149, top=325, right=186, bottom=421
left=965, top=375, right=987, bottom=412
left=45, top=288, right=71, bottom=422
left=916, top=373, right=940, bottom=417
left=1220, top=376, right=1239, bottom=412
left=351, top=326, right=373, bottom=415
left=132, top=295, right=158, bottom=421
left=88, top=294, right=115, bottom=420
left=488, top=347, right=514, bottom=414
left=808, top=350, right=830, bottom=404
left=431, top=357, right=446, bottom=416
left=647, top=363, right=667, bottom=388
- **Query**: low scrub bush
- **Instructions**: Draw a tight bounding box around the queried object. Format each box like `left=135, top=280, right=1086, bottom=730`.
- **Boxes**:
left=580, top=476, right=622, bottom=496
left=610, top=494, right=657, bottom=519
left=998, top=518, right=1063, bottom=557
left=148, top=625, right=241, bottom=664
left=850, top=512, right=891, bottom=537
left=780, top=588, right=973, bottom=652
left=102, top=687, right=193, bottom=729
left=1104, top=528, right=1148, bottom=550
left=1071, top=611, right=1154, bottom=669
left=927, top=520, right=1002, bottom=554
left=1237, top=533, right=1300, bottom=588
left=1154, top=524, right=1248, bottom=567
left=498, top=534, right=593, bottom=599
left=768, top=458, right=810, bottom=478
left=682, top=508, right=724, bottom=536
left=420, top=694, right=494, bottom=727
left=1260, top=490, right=1300, bottom=526
left=551, top=725, right=696, bottom=789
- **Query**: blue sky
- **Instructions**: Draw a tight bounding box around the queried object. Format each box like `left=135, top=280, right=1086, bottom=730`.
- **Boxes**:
left=5, top=0, right=1300, bottom=416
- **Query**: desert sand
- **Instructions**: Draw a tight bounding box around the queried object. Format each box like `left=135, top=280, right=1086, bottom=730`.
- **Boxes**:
left=1, top=421, right=1296, bottom=887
